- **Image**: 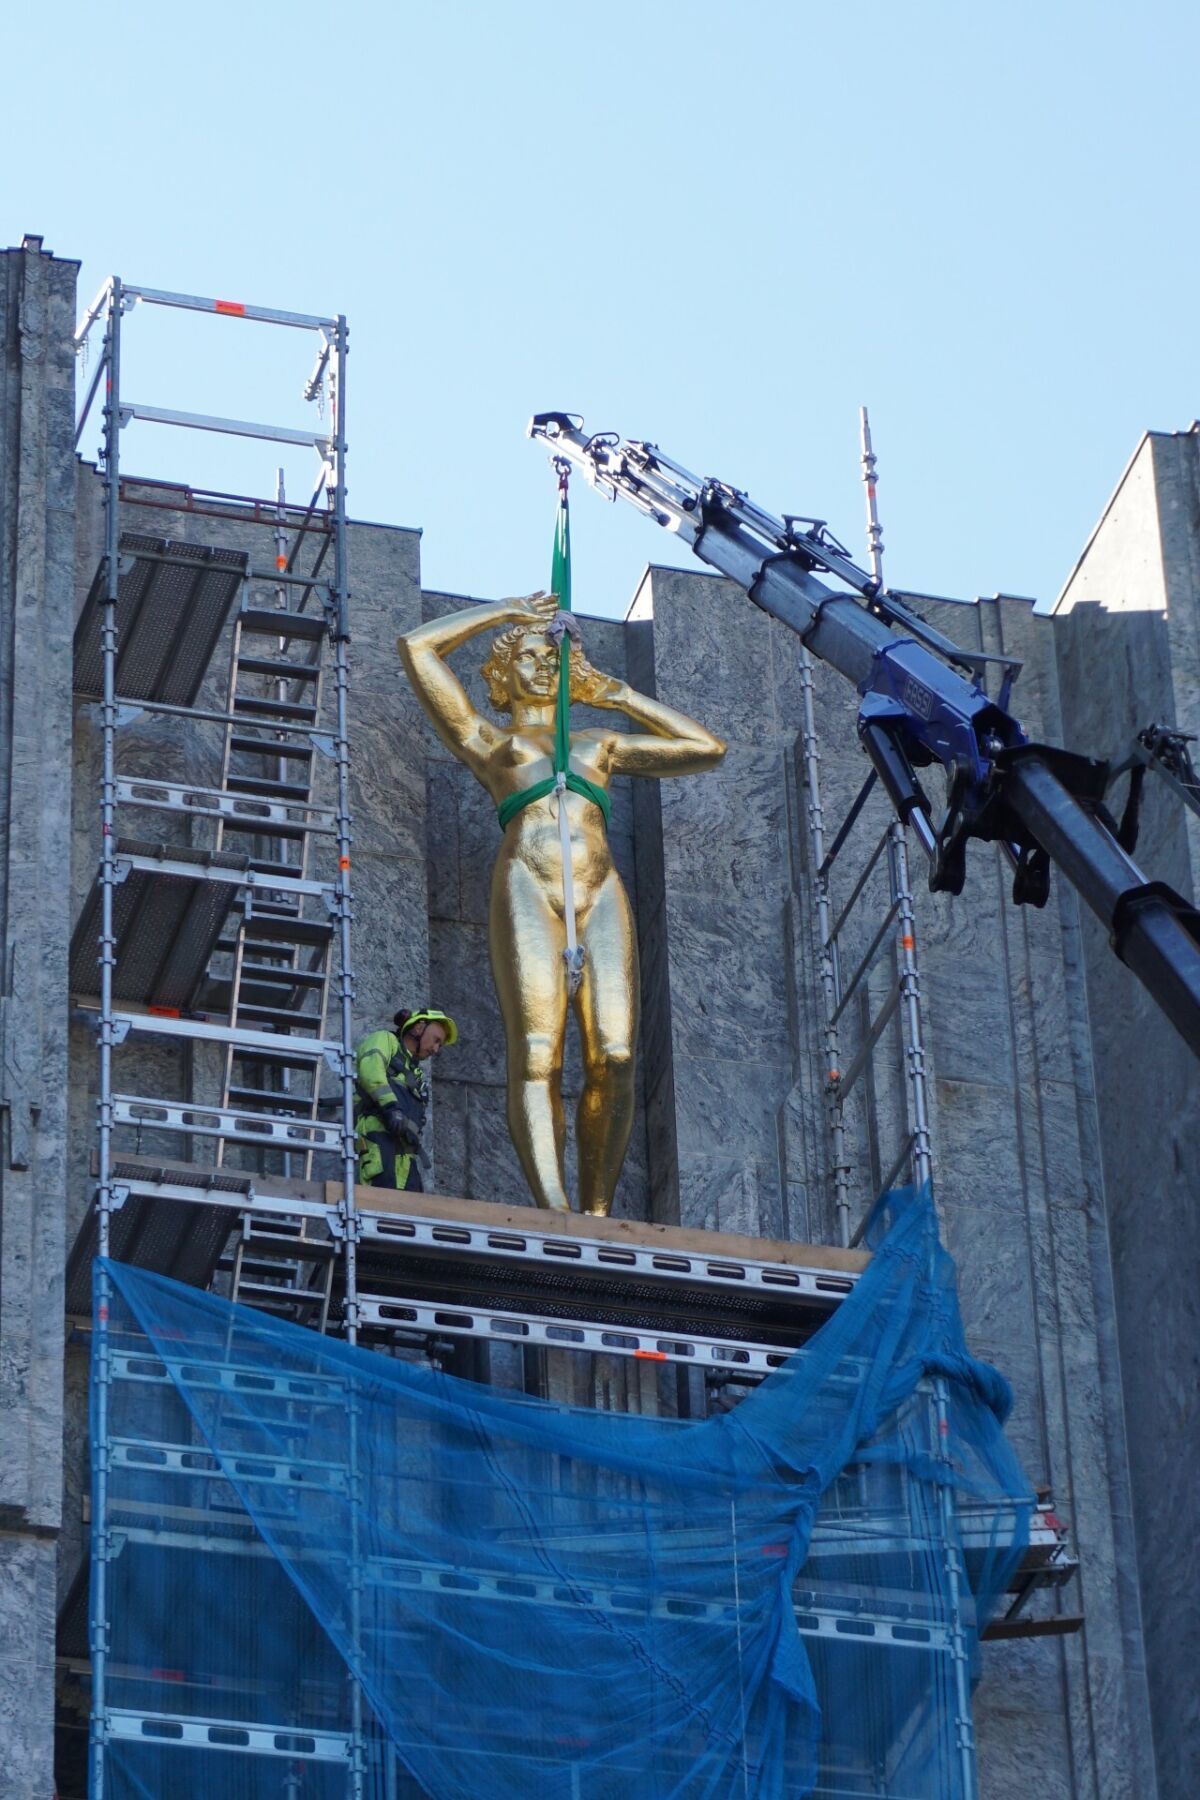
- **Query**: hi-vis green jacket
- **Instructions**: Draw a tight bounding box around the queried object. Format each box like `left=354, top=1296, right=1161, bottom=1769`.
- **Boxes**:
left=354, top=1030, right=429, bottom=1139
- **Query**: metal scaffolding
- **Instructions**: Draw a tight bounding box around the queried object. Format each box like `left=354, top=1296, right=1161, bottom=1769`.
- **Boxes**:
left=71, top=276, right=360, bottom=1800
left=58, top=1171, right=1073, bottom=1797
left=57, top=1296, right=1070, bottom=1798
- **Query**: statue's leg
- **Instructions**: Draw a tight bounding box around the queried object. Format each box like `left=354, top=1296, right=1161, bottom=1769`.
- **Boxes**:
left=489, top=853, right=571, bottom=1210
left=575, top=872, right=640, bottom=1217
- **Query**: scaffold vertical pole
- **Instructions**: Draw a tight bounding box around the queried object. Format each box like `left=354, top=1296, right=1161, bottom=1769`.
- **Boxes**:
left=89, top=273, right=122, bottom=1800
left=889, top=825, right=933, bottom=1192
left=273, top=468, right=298, bottom=1179
left=859, top=406, right=885, bottom=590
left=789, top=409, right=973, bottom=1798
left=890, top=820, right=976, bottom=1795
left=327, top=312, right=365, bottom=1800
left=798, top=650, right=852, bottom=1247
left=328, top=315, right=357, bottom=1307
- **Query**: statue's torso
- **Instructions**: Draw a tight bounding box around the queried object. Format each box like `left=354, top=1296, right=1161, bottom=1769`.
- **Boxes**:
left=487, top=726, right=618, bottom=914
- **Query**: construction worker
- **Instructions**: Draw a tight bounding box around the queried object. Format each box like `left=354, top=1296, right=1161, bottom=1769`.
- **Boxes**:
left=353, top=1008, right=458, bottom=1192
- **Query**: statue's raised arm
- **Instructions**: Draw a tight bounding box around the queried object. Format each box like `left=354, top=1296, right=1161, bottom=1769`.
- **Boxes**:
left=567, top=663, right=727, bottom=779
left=397, top=593, right=549, bottom=784
left=397, top=595, right=725, bottom=1216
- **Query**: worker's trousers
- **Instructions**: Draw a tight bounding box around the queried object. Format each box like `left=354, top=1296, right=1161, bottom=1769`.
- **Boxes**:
left=355, top=1117, right=423, bottom=1193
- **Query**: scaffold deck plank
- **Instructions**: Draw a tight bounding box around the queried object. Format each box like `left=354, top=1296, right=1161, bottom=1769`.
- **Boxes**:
left=336, top=1184, right=869, bottom=1278
left=69, top=838, right=246, bottom=1007
left=64, top=1161, right=254, bottom=1313
left=73, top=533, right=246, bottom=704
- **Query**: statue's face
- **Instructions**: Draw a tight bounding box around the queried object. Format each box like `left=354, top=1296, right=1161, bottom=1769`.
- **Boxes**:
left=507, top=631, right=559, bottom=704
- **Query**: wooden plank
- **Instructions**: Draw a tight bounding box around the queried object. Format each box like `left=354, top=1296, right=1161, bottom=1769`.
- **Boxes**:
left=92, top=1154, right=869, bottom=1272
left=325, top=1183, right=869, bottom=1275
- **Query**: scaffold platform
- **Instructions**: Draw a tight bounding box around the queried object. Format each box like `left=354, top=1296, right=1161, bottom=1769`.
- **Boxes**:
left=73, top=533, right=246, bottom=705
left=66, top=1163, right=867, bottom=1364
left=69, top=840, right=248, bottom=1007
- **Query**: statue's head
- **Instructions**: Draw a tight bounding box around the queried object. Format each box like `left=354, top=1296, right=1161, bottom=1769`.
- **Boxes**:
left=482, top=606, right=589, bottom=713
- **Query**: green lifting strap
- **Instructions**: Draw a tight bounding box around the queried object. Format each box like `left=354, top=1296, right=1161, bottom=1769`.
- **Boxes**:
left=496, top=467, right=611, bottom=832
left=497, top=769, right=610, bottom=832
left=551, top=471, right=572, bottom=773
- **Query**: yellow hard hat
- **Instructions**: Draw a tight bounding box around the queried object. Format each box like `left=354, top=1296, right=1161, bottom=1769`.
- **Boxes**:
left=395, top=1008, right=459, bottom=1047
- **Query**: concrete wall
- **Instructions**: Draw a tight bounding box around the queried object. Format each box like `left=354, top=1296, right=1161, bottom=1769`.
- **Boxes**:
left=0, top=238, right=78, bottom=1800
left=1054, top=429, right=1200, bottom=1800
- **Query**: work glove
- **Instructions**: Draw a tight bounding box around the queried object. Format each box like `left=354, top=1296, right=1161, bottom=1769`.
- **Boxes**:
left=381, top=1103, right=430, bottom=1169
left=381, top=1102, right=417, bottom=1147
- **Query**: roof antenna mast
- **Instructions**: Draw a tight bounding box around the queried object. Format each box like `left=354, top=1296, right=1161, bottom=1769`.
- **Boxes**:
left=859, top=406, right=885, bottom=590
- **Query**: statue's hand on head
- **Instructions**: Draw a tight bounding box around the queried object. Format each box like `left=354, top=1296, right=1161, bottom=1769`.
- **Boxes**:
left=497, top=591, right=553, bottom=625
left=571, top=656, right=625, bottom=710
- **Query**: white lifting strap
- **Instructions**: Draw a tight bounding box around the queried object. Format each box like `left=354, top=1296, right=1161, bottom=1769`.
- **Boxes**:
left=555, top=770, right=585, bottom=997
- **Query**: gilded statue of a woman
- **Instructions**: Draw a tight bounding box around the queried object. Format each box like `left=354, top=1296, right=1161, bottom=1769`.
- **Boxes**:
left=399, top=593, right=725, bottom=1215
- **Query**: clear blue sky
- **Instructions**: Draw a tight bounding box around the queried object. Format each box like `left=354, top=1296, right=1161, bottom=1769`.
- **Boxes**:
left=10, top=1, right=1197, bottom=618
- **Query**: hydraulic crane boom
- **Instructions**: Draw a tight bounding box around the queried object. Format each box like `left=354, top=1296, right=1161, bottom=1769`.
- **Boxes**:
left=528, top=413, right=1200, bottom=1061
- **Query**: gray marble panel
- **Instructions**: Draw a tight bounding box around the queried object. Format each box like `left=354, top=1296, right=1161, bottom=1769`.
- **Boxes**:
left=967, top=1330, right=1049, bottom=1489
left=640, top=567, right=780, bottom=748
left=0, top=1536, right=58, bottom=1800
left=940, top=1198, right=1038, bottom=1352
left=425, top=761, right=462, bottom=923
left=643, top=1054, right=682, bottom=1226
left=463, top=1080, right=537, bottom=1211
left=923, top=962, right=1018, bottom=1092
left=429, top=918, right=506, bottom=1088
left=657, top=745, right=792, bottom=902
left=783, top=1179, right=812, bottom=1244
left=975, top=1706, right=1076, bottom=1800
left=348, top=711, right=426, bottom=859
left=979, top=1631, right=1078, bottom=1717
left=1016, top=1079, right=1093, bottom=1210
left=676, top=1154, right=762, bottom=1237
left=932, top=1078, right=1027, bottom=1210
left=455, top=769, right=502, bottom=928
left=347, top=848, right=430, bottom=1039
left=58, top=1343, right=90, bottom=1599
left=660, top=893, right=792, bottom=1065
left=430, top=1078, right=469, bottom=1201
left=669, top=1052, right=792, bottom=1163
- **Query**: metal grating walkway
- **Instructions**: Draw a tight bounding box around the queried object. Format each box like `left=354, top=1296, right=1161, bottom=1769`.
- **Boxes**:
left=73, top=533, right=246, bottom=704
left=69, top=840, right=247, bottom=1008
left=64, top=1162, right=254, bottom=1314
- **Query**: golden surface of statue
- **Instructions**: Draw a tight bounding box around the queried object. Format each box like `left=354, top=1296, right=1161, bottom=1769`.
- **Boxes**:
left=398, top=594, right=725, bottom=1214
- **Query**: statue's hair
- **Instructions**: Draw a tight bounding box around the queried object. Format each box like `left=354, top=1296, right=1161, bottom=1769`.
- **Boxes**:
left=482, top=624, right=588, bottom=713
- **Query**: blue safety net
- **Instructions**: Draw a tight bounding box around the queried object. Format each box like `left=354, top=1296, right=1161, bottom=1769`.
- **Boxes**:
left=91, top=1184, right=1032, bottom=1799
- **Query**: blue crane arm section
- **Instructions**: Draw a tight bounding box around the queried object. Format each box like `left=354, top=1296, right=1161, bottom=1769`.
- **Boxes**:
left=527, top=412, right=1200, bottom=1060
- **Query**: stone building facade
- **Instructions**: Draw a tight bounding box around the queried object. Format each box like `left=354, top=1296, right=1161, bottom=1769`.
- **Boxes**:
left=0, top=238, right=1196, bottom=1797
